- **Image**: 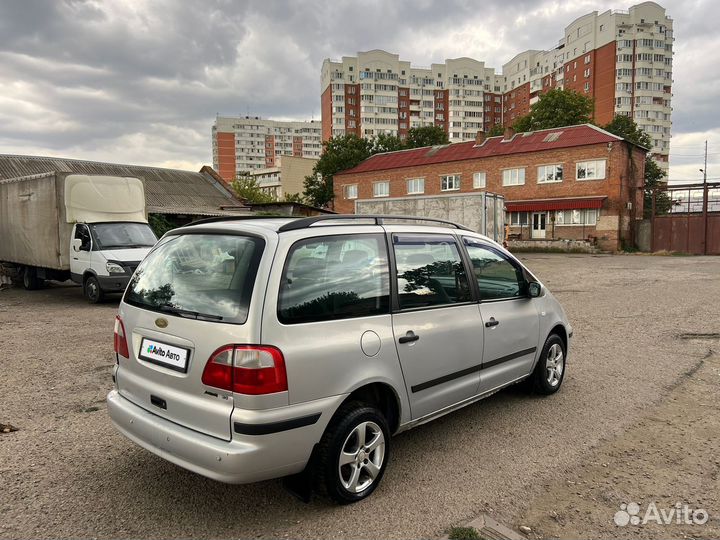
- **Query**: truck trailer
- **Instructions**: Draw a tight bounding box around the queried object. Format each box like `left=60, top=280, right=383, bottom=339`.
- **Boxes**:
left=0, top=172, right=157, bottom=302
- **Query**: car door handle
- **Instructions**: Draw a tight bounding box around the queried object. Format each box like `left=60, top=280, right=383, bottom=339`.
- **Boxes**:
left=398, top=331, right=420, bottom=344
left=485, top=318, right=499, bottom=328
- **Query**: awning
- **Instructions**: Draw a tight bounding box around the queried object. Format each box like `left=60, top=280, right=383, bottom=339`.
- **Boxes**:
left=505, top=196, right=606, bottom=212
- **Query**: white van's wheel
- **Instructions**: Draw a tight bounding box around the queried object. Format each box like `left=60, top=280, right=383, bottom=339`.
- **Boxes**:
left=22, top=267, right=40, bottom=290
left=84, top=275, right=104, bottom=304
left=315, top=402, right=390, bottom=504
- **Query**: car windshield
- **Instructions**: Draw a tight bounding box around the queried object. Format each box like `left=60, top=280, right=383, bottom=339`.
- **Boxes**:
left=124, top=234, right=265, bottom=323
left=90, top=222, right=157, bottom=250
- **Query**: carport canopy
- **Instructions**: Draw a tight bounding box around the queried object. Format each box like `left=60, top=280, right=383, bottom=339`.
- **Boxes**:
left=505, top=196, right=606, bottom=212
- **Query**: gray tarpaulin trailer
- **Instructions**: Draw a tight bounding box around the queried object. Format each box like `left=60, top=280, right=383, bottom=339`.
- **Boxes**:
left=354, top=191, right=505, bottom=243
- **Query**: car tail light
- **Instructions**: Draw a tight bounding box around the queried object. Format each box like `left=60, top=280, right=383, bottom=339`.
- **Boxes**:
left=202, top=345, right=287, bottom=395
left=114, top=316, right=129, bottom=358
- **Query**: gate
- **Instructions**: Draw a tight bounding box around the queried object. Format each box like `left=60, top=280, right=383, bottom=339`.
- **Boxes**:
left=650, top=182, right=720, bottom=255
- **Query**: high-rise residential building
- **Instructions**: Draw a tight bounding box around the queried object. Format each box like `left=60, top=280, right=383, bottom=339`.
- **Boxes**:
left=212, top=115, right=322, bottom=181
left=320, top=2, right=673, bottom=171
left=320, top=50, right=505, bottom=144
left=503, top=1, right=673, bottom=171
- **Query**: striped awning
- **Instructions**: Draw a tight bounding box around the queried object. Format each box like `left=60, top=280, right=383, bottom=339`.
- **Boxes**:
left=506, top=196, right=606, bottom=212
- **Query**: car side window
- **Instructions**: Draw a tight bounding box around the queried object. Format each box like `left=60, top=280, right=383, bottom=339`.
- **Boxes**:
left=74, top=224, right=91, bottom=250
left=463, top=239, right=526, bottom=301
left=393, top=234, right=471, bottom=310
left=278, top=234, right=390, bottom=324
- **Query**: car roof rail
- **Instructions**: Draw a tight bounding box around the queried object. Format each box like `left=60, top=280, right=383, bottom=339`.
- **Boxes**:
left=188, top=215, right=288, bottom=226
left=277, top=214, right=473, bottom=232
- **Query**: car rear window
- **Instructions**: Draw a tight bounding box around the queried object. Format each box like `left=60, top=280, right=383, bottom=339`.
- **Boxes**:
left=124, top=234, right=264, bottom=323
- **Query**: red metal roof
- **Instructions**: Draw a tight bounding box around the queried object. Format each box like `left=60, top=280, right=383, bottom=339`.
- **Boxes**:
left=506, top=196, right=606, bottom=212
left=336, top=124, right=624, bottom=176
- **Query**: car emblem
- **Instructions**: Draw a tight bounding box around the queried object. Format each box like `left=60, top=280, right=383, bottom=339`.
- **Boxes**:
left=155, top=318, right=168, bottom=328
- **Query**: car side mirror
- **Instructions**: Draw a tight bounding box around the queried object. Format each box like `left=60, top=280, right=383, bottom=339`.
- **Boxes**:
left=71, top=239, right=82, bottom=252
left=528, top=281, right=542, bottom=298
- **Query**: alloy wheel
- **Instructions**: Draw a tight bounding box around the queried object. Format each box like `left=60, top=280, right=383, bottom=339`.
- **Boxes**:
left=337, top=420, right=385, bottom=493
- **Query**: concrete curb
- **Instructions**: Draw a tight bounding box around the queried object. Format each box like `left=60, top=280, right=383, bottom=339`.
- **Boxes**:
left=440, top=514, right=525, bottom=540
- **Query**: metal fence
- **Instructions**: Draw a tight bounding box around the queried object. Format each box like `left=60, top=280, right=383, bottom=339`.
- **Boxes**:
left=650, top=182, right=720, bottom=255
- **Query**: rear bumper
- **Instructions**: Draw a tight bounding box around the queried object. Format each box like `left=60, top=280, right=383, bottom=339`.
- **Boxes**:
left=107, top=389, right=344, bottom=484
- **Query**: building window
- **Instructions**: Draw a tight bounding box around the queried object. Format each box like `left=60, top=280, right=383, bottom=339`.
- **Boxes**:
left=441, top=174, right=460, bottom=191
left=555, top=209, right=598, bottom=225
left=472, top=172, right=486, bottom=189
left=343, top=184, right=358, bottom=199
left=407, top=178, right=425, bottom=194
left=373, top=181, right=390, bottom=197
left=509, top=212, right=529, bottom=226
left=537, top=164, right=563, bottom=183
left=576, top=160, right=607, bottom=180
left=584, top=82, right=590, bottom=93
left=502, top=168, right=526, bottom=186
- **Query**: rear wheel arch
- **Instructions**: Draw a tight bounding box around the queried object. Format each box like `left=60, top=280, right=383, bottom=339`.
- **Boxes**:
left=337, top=382, right=401, bottom=435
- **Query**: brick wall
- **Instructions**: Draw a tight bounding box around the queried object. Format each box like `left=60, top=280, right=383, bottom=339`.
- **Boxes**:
left=503, top=82, right=531, bottom=127
left=593, top=41, right=617, bottom=125
left=321, top=85, right=332, bottom=142
left=215, top=132, right=236, bottom=181
left=333, top=140, right=646, bottom=251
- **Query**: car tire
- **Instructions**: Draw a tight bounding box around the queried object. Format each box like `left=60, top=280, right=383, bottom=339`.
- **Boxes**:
left=315, top=401, right=390, bottom=504
left=84, top=275, right=104, bottom=304
left=22, top=266, right=40, bottom=290
left=531, top=334, right=566, bottom=395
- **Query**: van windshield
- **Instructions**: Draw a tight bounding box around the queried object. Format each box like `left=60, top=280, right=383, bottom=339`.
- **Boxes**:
left=124, top=234, right=265, bottom=323
left=90, top=222, right=157, bottom=250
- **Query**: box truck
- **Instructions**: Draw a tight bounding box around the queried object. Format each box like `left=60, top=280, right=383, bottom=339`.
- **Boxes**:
left=0, top=173, right=157, bottom=302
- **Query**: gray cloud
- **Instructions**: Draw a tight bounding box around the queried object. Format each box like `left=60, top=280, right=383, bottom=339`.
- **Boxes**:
left=0, top=0, right=718, bottom=177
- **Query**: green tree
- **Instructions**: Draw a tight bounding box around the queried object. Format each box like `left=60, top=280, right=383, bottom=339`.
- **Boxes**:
left=372, top=132, right=404, bottom=154
left=302, top=126, right=453, bottom=208
left=148, top=213, right=179, bottom=238
left=282, top=192, right=305, bottom=204
left=404, top=125, right=449, bottom=148
left=603, top=114, right=652, bottom=148
left=302, top=135, right=374, bottom=208
left=643, top=157, right=672, bottom=217
left=486, top=123, right=505, bottom=137
left=602, top=115, right=670, bottom=217
left=231, top=172, right=275, bottom=204
left=513, top=89, right=594, bottom=132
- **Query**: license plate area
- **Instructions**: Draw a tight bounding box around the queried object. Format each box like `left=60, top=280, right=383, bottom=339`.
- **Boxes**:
left=138, top=338, right=190, bottom=373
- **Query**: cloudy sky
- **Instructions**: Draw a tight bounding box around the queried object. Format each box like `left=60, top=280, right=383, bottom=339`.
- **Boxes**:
left=0, top=0, right=717, bottom=182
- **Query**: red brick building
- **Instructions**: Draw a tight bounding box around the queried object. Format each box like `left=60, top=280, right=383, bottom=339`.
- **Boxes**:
left=333, top=124, right=647, bottom=251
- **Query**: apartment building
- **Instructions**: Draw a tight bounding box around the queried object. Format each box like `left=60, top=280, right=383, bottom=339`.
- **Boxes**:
left=321, top=2, right=672, bottom=171
left=320, top=50, right=505, bottom=144
left=333, top=124, right=647, bottom=252
left=503, top=1, right=673, bottom=171
left=246, top=155, right=318, bottom=200
left=212, top=115, right=322, bottom=182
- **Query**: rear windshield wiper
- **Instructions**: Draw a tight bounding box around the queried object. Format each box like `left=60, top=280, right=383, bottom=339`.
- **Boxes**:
left=158, top=305, right=224, bottom=321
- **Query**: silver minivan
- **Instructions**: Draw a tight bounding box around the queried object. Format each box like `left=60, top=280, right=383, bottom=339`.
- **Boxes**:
left=107, top=215, right=572, bottom=503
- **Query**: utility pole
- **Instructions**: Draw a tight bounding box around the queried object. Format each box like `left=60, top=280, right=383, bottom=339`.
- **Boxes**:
left=702, top=140, right=709, bottom=254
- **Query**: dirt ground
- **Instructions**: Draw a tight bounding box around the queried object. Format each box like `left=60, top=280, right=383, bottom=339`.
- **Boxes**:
left=0, top=253, right=719, bottom=539
left=517, top=337, right=720, bottom=539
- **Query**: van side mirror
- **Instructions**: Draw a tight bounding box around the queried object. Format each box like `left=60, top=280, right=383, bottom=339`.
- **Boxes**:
left=528, top=281, right=542, bottom=298
left=71, top=239, right=82, bottom=252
